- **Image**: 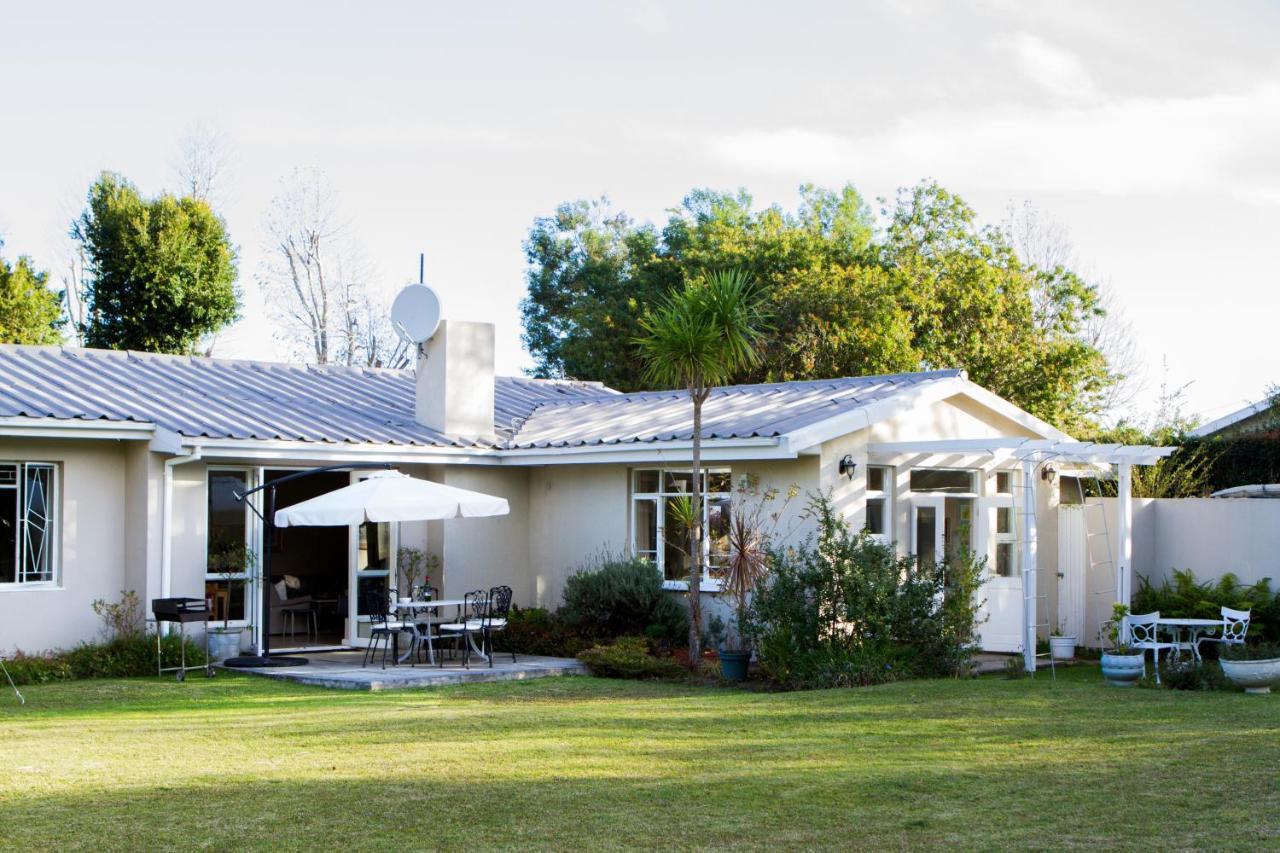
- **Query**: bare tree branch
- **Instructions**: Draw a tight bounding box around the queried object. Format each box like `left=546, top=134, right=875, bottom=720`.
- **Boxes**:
left=173, top=121, right=234, bottom=205
left=258, top=168, right=407, bottom=368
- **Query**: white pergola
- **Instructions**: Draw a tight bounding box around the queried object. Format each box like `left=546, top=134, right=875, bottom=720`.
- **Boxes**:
left=866, top=438, right=1177, bottom=671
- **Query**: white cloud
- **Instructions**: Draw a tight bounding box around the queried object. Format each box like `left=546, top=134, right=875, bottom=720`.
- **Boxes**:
left=996, top=31, right=1099, bottom=102
left=706, top=85, right=1280, bottom=204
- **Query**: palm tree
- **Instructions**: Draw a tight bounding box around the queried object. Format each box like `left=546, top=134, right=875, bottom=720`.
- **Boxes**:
left=636, top=268, right=768, bottom=661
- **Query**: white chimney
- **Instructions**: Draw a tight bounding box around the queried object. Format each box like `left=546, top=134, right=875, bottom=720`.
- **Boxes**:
left=414, top=319, right=496, bottom=438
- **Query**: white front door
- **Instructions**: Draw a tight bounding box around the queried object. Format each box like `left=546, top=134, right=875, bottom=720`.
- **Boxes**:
left=910, top=496, right=946, bottom=566
left=975, top=495, right=1021, bottom=652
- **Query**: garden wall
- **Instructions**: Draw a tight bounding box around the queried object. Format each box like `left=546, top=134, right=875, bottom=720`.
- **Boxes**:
left=1098, top=497, right=1280, bottom=588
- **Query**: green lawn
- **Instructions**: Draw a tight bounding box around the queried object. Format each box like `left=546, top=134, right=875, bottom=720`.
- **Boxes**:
left=1, top=668, right=1277, bottom=851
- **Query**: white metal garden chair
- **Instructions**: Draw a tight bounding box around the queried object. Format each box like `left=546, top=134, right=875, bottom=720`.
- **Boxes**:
left=1125, top=611, right=1177, bottom=685
left=1195, top=606, right=1251, bottom=659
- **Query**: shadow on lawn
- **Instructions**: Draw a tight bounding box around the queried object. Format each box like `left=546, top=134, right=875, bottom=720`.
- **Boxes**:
left=2, top=750, right=1272, bottom=851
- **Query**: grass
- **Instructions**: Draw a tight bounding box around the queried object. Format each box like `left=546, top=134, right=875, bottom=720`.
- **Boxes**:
left=0, top=667, right=1277, bottom=851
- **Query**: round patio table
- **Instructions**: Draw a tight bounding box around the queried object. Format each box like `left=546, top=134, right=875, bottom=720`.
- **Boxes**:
left=393, top=599, right=489, bottom=665
left=1157, top=617, right=1222, bottom=661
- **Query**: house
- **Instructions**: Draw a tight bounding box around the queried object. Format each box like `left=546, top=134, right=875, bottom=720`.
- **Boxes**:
left=0, top=322, right=1170, bottom=669
left=1191, top=396, right=1280, bottom=440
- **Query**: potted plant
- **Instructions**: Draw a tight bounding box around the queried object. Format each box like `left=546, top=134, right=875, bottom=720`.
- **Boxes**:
left=207, top=540, right=255, bottom=662
left=718, top=476, right=798, bottom=681
left=1099, top=603, right=1145, bottom=686
left=1219, top=642, right=1280, bottom=694
left=398, top=546, right=430, bottom=598
left=1048, top=621, right=1076, bottom=661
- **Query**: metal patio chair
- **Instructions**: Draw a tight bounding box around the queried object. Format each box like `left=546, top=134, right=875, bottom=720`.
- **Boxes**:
left=436, top=590, right=487, bottom=669
left=470, top=585, right=514, bottom=667
left=1125, top=611, right=1177, bottom=684
left=1196, top=606, right=1251, bottom=659
left=361, top=590, right=416, bottom=669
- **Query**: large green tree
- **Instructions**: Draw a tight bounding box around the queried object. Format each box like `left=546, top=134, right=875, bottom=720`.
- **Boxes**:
left=72, top=172, right=239, bottom=353
left=521, top=181, right=1115, bottom=431
left=0, top=241, right=63, bottom=345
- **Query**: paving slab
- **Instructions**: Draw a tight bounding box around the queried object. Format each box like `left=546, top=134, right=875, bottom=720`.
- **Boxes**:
left=232, top=650, right=587, bottom=691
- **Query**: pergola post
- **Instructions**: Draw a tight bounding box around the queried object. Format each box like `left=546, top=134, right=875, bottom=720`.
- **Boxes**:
left=1021, top=459, right=1038, bottom=673
left=1115, top=462, right=1133, bottom=630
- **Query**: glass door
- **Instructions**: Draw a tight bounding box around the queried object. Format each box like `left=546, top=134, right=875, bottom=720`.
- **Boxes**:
left=911, top=495, right=946, bottom=568
left=975, top=495, right=1021, bottom=652
left=347, top=471, right=397, bottom=647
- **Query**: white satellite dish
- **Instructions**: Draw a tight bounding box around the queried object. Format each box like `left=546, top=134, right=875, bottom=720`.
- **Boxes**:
left=390, top=283, right=442, bottom=344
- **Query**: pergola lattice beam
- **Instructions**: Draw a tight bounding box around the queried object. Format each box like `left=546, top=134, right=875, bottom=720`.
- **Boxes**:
left=866, top=438, right=1176, bottom=466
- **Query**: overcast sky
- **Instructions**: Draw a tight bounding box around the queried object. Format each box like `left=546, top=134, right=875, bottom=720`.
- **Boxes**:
left=1, top=1, right=1276, bottom=426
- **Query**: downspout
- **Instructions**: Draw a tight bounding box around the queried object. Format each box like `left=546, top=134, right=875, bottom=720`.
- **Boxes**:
left=160, top=447, right=203, bottom=631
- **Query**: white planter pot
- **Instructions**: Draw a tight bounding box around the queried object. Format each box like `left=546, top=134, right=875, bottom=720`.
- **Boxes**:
left=207, top=627, right=244, bottom=663
left=1049, top=636, right=1076, bottom=661
left=1221, top=657, right=1280, bottom=694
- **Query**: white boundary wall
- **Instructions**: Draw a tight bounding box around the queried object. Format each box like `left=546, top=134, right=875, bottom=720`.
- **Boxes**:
left=1097, top=497, right=1280, bottom=588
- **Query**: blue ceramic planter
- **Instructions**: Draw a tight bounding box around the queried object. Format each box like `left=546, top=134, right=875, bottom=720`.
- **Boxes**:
left=1101, top=651, right=1144, bottom=686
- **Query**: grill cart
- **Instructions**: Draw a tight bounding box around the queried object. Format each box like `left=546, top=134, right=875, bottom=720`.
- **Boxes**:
left=151, top=598, right=215, bottom=681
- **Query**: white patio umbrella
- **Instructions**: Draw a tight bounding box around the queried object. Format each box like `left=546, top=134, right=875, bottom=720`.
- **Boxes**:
left=273, top=470, right=509, bottom=527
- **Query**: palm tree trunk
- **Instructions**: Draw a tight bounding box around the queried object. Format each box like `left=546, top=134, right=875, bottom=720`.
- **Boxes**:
left=688, top=390, right=704, bottom=663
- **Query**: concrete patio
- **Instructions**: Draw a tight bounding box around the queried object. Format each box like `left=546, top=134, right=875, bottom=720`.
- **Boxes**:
left=231, top=650, right=587, bottom=691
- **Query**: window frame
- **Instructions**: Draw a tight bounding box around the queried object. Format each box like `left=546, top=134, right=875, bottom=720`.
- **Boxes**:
left=908, top=467, right=978, bottom=496
left=629, top=467, right=732, bottom=591
left=205, top=466, right=255, bottom=626
left=0, top=461, right=60, bottom=590
left=864, top=465, right=893, bottom=544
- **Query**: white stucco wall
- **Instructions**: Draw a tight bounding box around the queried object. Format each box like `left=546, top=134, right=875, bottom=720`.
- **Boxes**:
left=0, top=440, right=131, bottom=654
left=438, top=465, right=532, bottom=601
left=527, top=464, right=629, bottom=609
left=1093, top=496, right=1280, bottom=591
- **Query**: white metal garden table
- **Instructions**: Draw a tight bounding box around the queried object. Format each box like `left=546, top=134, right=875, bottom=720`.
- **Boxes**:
left=1156, top=617, right=1223, bottom=661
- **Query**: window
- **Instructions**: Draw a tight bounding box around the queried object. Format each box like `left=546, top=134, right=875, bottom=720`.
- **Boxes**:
left=355, top=520, right=392, bottom=616
left=909, top=468, right=975, bottom=494
left=994, top=506, right=1016, bottom=577
left=864, top=466, right=891, bottom=542
left=995, top=471, right=1013, bottom=494
left=0, top=463, right=57, bottom=586
left=206, top=469, right=251, bottom=621
left=631, top=468, right=732, bottom=588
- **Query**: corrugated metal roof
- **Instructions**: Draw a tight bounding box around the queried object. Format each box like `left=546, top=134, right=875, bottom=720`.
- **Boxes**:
left=509, top=370, right=963, bottom=448
left=0, top=345, right=607, bottom=448
left=0, top=345, right=961, bottom=451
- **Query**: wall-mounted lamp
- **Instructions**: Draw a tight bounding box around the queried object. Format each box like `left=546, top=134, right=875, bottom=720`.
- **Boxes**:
left=1041, top=465, right=1058, bottom=483
left=838, top=454, right=857, bottom=480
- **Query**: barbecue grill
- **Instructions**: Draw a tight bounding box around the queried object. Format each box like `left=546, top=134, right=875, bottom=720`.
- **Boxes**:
left=151, top=597, right=216, bottom=681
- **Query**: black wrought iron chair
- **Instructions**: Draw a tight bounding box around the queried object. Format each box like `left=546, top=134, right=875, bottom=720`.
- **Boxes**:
left=436, top=590, right=487, bottom=669
left=361, top=590, right=415, bottom=669
left=471, top=585, right=514, bottom=667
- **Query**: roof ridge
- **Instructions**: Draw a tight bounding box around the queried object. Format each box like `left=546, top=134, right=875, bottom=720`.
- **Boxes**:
left=518, top=368, right=964, bottom=407
left=0, top=342, right=565, bottom=384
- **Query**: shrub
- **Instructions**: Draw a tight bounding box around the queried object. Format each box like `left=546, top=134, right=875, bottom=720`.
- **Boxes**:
left=742, top=494, right=985, bottom=690
left=1133, top=569, right=1280, bottom=643
left=1221, top=641, right=1280, bottom=661
left=3, top=634, right=206, bottom=686
left=490, top=606, right=594, bottom=658
left=1003, top=656, right=1029, bottom=680
left=561, top=555, right=689, bottom=644
left=91, top=590, right=144, bottom=640
left=1157, top=658, right=1231, bottom=691
left=576, top=636, right=686, bottom=680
